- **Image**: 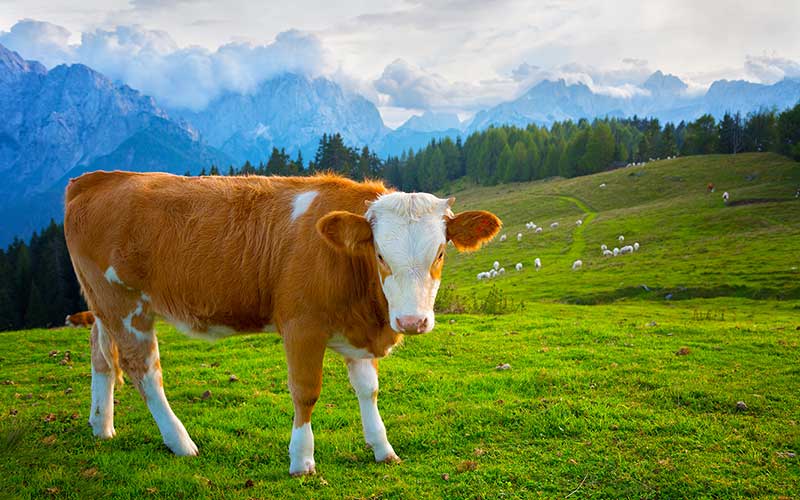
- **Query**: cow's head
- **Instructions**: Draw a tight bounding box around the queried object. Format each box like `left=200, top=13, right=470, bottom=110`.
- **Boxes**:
left=317, top=193, right=501, bottom=334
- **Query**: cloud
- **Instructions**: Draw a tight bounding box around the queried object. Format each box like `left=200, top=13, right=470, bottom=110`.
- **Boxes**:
left=0, top=20, right=335, bottom=111
left=744, top=54, right=800, bottom=84
left=0, top=19, right=72, bottom=68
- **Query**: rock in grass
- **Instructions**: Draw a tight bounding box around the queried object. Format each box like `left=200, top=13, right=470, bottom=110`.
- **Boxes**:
left=495, top=363, right=511, bottom=370
left=229, top=374, right=239, bottom=383
left=736, top=401, right=748, bottom=411
left=675, top=347, right=691, bottom=356
left=201, top=390, right=212, bottom=400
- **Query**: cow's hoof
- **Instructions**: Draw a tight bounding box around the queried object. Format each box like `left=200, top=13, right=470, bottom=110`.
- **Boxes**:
left=289, top=460, right=316, bottom=477
left=89, top=418, right=116, bottom=439
left=166, top=435, right=199, bottom=456
left=378, top=452, right=401, bottom=464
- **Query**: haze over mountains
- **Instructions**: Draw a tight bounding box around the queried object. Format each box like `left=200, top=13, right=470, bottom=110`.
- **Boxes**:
left=1, top=41, right=799, bottom=245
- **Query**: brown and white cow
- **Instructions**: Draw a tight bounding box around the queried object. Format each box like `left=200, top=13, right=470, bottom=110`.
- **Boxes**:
left=65, top=310, right=95, bottom=328
left=64, top=171, right=500, bottom=476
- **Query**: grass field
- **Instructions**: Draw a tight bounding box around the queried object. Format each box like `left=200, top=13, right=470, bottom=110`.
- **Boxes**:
left=1, top=153, right=799, bottom=499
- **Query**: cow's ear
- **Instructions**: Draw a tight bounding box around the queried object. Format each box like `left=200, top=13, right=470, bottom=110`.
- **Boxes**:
left=317, top=211, right=374, bottom=255
left=446, top=210, right=502, bottom=252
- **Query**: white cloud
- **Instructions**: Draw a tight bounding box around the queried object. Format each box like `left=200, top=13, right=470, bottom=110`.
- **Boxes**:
left=744, top=54, right=800, bottom=84
left=1, top=20, right=335, bottom=111
left=0, top=19, right=72, bottom=67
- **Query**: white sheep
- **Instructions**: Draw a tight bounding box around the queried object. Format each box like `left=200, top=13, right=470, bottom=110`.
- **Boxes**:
left=599, top=183, right=607, bottom=188
left=493, top=261, right=500, bottom=271
left=515, top=262, right=523, bottom=271
left=620, top=245, right=634, bottom=254
left=603, top=249, right=613, bottom=257
left=534, top=257, right=541, bottom=270
left=601, top=244, right=608, bottom=251
left=550, top=222, right=559, bottom=229
left=723, top=191, right=730, bottom=203
left=535, top=227, right=543, bottom=234
left=525, top=221, right=536, bottom=229
left=633, top=242, right=640, bottom=251
left=477, top=272, right=487, bottom=281
left=618, top=235, right=624, bottom=243
left=517, top=233, right=523, bottom=241
left=499, top=234, right=507, bottom=242
left=498, top=267, right=506, bottom=275
left=572, top=260, right=583, bottom=270
left=576, top=219, right=583, bottom=226
left=489, top=269, right=498, bottom=279
left=613, top=247, right=620, bottom=256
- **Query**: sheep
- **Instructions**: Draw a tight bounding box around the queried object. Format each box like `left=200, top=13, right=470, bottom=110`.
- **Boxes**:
left=576, top=219, right=583, bottom=226
left=493, top=261, right=500, bottom=271
left=499, top=234, right=507, bottom=242
left=603, top=249, right=613, bottom=257
left=620, top=245, right=634, bottom=254
left=613, top=247, right=620, bottom=256
left=723, top=191, right=730, bottom=203
left=535, top=227, right=543, bottom=234
left=550, top=222, right=559, bottom=229
left=515, top=262, right=523, bottom=271
left=498, top=267, right=506, bottom=275
left=525, top=221, right=537, bottom=229
left=534, top=257, right=542, bottom=270
left=517, top=232, right=523, bottom=242
left=572, top=260, right=583, bottom=270
left=489, top=269, right=498, bottom=279
left=618, top=235, right=624, bottom=243
left=601, top=244, right=608, bottom=251
left=477, top=272, right=488, bottom=281
left=633, top=242, right=640, bottom=251
left=599, top=183, right=607, bottom=188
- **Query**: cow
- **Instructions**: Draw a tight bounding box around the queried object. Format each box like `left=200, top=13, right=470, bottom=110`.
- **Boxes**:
left=64, top=171, right=501, bottom=476
left=65, top=311, right=95, bottom=328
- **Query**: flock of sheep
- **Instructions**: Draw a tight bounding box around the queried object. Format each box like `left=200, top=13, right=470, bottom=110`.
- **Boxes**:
left=477, top=218, right=642, bottom=281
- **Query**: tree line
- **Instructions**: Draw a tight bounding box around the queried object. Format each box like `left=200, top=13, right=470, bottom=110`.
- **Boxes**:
left=2, top=103, right=799, bottom=331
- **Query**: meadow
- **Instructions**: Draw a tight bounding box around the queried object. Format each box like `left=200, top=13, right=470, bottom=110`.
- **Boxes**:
left=1, top=153, right=799, bottom=499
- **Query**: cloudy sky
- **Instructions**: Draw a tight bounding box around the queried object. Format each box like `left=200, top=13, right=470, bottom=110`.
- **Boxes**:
left=2, top=0, right=799, bottom=126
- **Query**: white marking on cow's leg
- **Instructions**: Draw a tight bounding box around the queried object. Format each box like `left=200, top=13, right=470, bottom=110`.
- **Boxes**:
left=89, top=365, right=116, bottom=439
left=347, top=359, right=398, bottom=463
left=140, top=347, right=198, bottom=456
left=89, top=318, right=116, bottom=438
left=290, top=190, right=318, bottom=221
left=289, top=422, right=315, bottom=476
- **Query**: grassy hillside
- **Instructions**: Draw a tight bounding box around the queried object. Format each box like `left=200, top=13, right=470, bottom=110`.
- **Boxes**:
left=1, top=153, right=798, bottom=499
left=441, top=153, right=800, bottom=305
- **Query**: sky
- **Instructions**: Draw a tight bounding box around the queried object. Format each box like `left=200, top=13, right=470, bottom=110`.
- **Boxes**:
left=1, top=0, right=799, bottom=127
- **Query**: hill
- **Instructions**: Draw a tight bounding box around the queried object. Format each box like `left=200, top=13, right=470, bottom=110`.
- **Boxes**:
left=440, top=153, right=800, bottom=305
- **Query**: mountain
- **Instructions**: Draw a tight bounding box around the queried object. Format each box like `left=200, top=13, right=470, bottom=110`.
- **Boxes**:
left=398, top=111, right=462, bottom=132
left=172, top=74, right=387, bottom=164
left=468, top=72, right=800, bottom=131
left=0, top=43, right=230, bottom=245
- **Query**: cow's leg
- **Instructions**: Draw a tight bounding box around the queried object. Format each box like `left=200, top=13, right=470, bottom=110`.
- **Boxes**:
left=88, top=318, right=120, bottom=439
left=346, top=358, right=399, bottom=463
left=113, top=299, right=198, bottom=456
left=283, top=326, right=326, bottom=476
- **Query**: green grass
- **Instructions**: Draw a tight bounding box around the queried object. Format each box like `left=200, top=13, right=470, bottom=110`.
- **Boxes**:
left=1, top=153, right=799, bottom=499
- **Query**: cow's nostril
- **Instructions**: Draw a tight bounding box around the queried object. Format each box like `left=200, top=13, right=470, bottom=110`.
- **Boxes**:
left=417, top=317, right=428, bottom=332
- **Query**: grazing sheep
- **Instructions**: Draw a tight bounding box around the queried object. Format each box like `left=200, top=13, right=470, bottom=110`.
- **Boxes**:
left=633, top=242, right=640, bottom=251
left=723, top=191, right=730, bottom=203
left=599, top=183, right=607, bottom=188
left=477, top=272, right=487, bottom=281
left=489, top=269, right=498, bottom=278
left=576, top=219, right=583, bottom=226
left=620, top=245, right=634, bottom=254
left=535, top=227, right=543, bottom=234
left=515, top=262, right=523, bottom=271
left=493, top=261, right=500, bottom=271
left=550, top=222, right=559, bottom=229
left=517, top=233, right=523, bottom=242
left=525, top=221, right=537, bottom=229
left=613, top=248, right=620, bottom=256
left=618, top=235, right=624, bottom=242
left=603, top=249, right=613, bottom=257
left=499, top=234, right=507, bottom=242
left=601, top=244, right=608, bottom=251
left=498, top=267, right=506, bottom=275
left=534, top=257, right=541, bottom=270
left=572, top=260, right=583, bottom=270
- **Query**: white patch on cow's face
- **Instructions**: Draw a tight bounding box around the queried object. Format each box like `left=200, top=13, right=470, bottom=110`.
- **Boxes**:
left=291, top=190, right=318, bottom=221
left=366, top=192, right=451, bottom=334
